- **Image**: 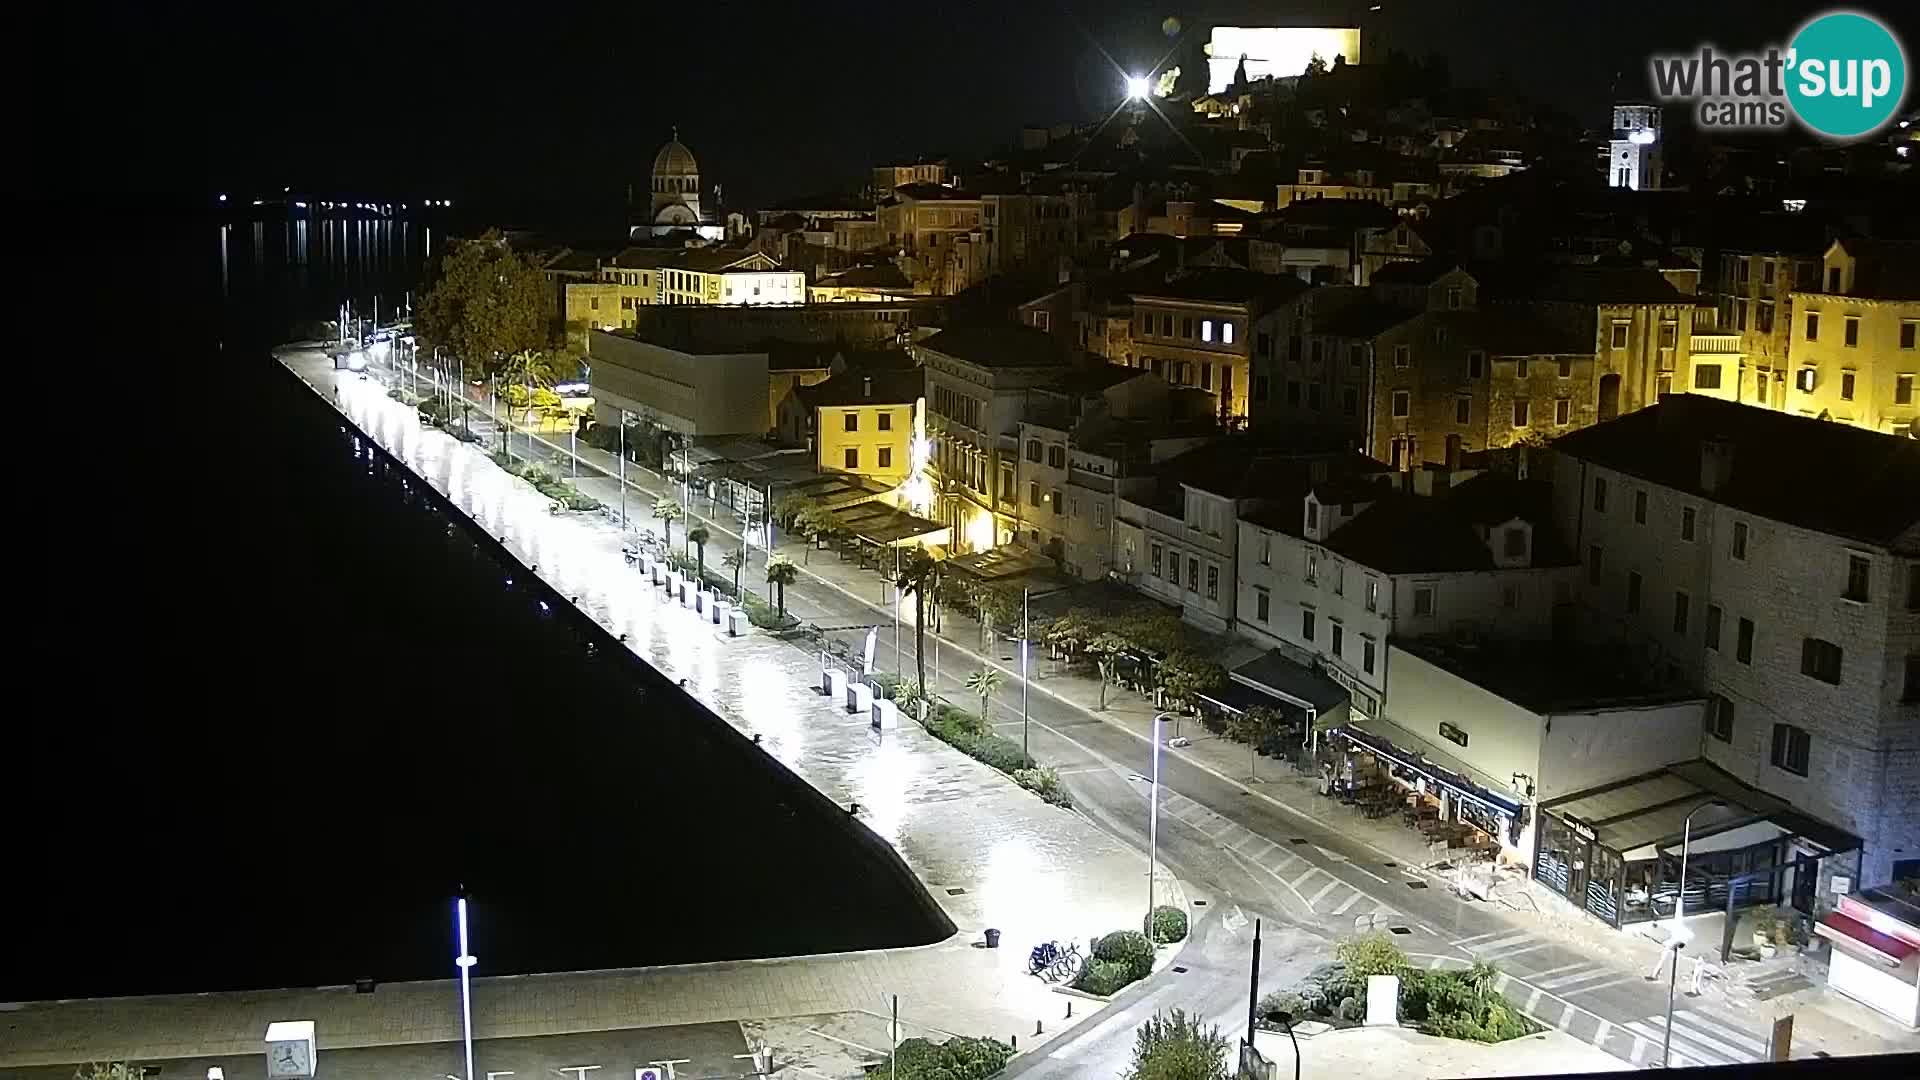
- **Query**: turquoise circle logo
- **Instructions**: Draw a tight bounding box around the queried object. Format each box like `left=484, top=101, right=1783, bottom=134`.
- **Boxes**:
left=1786, top=11, right=1907, bottom=138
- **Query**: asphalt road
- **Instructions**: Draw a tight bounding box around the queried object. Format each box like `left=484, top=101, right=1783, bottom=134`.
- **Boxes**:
left=0, top=1024, right=761, bottom=1080
left=366, top=358, right=1791, bottom=1072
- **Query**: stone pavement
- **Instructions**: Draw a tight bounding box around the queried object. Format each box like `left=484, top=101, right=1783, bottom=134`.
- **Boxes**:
left=0, top=351, right=1187, bottom=1068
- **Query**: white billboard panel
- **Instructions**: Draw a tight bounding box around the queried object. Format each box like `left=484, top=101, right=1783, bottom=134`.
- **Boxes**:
left=1207, top=26, right=1361, bottom=92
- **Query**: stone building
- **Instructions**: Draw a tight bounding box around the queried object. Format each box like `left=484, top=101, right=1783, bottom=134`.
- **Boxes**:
left=1119, top=269, right=1308, bottom=422
left=1549, top=395, right=1920, bottom=891
left=1781, top=238, right=1920, bottom=437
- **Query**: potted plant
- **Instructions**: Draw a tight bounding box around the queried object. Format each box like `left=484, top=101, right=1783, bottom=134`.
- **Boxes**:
left=1752, top=908, right=1779, bottom=958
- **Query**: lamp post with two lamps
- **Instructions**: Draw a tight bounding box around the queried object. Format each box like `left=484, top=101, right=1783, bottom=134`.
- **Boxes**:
left=454, top=894, right=478, bottom=1080
left=1147, top=712, right=1175, bottom=923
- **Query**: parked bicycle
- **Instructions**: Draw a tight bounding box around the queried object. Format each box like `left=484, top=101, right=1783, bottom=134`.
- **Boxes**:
left=1027, top=939, right=1084, bottom=983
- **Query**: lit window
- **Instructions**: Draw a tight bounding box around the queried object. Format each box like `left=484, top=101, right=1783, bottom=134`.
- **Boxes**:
left=1202, top=319, right=1214, bottom=342
left=1223, top=322, right=1235, bottom=344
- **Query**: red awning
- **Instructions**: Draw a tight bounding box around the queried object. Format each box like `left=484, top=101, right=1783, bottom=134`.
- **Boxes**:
left=1816, top=911, right=1918, bottom=968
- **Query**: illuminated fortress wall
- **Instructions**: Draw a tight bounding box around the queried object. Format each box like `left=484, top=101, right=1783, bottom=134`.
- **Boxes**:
left=1206, top=26, right=1361, bottom=92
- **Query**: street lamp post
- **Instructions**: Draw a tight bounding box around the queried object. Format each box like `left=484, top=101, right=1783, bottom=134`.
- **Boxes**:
left=454, top=895, right=477, bottom=1080
left=1020, top=588, right=1031, bottom=762
left=1662, top=798, right=1725, bottom=1068
left=618, top=409, right=629, bottom=531
left=1147, top=712, right=1174, bottom=924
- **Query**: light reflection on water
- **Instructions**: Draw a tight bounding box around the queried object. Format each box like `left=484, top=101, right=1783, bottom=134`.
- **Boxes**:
left=215, top=210, right=432, bottom=328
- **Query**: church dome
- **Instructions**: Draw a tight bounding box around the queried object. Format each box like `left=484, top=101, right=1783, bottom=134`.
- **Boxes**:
left=653, top=131, right=699, bottom=178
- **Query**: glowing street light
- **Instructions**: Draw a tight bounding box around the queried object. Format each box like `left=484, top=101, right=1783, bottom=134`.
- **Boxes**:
left=1125, top=74, right=1151, bottom=100
left=454, top=895, right=477, bottom=1080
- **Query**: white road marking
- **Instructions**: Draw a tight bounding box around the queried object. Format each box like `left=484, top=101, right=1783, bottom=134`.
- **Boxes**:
left=1546, top=973, right=1641, bottom=996
left=1460, top=931, right=1534, bottom=954
left=1233, top=834, right=1275, bottom=858
left=1290, top=867, right=1326, bottom=890
left=1306, top=880, right=1343, bottom=908
left=1050, top=988, right=1170, bottom=1060
left=1556, top=1001, right=1577, bottom=1030
left=1526, top=961, right=1596, bottom=984
left=1331, top=891, right=1365, bottom=916
left=1591, top=1019, right=1613, bottom=1048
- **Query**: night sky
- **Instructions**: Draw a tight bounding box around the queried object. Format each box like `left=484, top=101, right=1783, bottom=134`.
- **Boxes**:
left=36, top=0, right=1904, bottom=219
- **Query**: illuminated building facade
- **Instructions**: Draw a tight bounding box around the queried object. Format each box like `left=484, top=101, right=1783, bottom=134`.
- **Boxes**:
left=1607, top=104, right=1663, bottom=192
left=914, top=324, right=1067, bottom=553
left=799, top=368, right=923, bottom=489
left=1777, top=238, right=1920, bottom=437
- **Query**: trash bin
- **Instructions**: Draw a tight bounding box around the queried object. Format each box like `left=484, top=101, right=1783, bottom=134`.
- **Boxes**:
left=984, top=928, right=1001, bottom=948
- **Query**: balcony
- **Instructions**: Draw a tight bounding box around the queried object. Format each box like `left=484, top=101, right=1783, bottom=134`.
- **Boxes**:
left=1690, top=334, right=1742, bottom=355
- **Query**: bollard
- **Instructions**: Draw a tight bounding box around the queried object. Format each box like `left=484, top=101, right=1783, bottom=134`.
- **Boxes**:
left=1065, top=1001, right=1073, bottom=1018
left=1010, top=1036, right=1017, bottom=1052
left=1035, top=1021, right=1043, bottom=1036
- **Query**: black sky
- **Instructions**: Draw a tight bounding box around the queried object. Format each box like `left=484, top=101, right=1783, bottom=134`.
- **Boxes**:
left=31, top=0, right=1911, bottom=216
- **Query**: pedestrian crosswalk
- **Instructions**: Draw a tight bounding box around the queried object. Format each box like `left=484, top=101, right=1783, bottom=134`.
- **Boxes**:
left=1155, top=789, right=1395, bottom=922
left=1452, top=929, right=1643, bottom=997
left=1620, top=1007, right=1770, bottom=1069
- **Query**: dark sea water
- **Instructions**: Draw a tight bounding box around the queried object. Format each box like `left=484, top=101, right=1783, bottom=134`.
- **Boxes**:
left=6, top=205, right=945, bottom=1001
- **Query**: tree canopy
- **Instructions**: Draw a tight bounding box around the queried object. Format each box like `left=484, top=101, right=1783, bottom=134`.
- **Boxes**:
left=415, top=229, right=552, bottom=381
left=1125, top=1009, right=1228, bottom=1080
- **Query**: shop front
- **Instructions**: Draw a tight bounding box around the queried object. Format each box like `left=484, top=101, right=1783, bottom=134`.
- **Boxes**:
left=1324, top=724, right=1528, bottom=865
left=1533, top=760, right=1862, bottom=933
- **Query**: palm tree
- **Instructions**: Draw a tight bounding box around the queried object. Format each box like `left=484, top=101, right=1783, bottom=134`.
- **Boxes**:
left=654, top=497, right=682, bottom=550
left=965, top=667, right=1006, bottom=733
left=895, top=549, right=941, bottom=695
left=764, top=555, right=798, bottom=617
left=722, top=548, right=747, bottom=597
left=498, top=348, right=563, bottom=446
left=687, top=525, right=710, bottom=584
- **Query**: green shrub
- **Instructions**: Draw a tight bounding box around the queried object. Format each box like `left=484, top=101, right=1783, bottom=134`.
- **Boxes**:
left=739, top=593, right=794, bottom=630
left=1256, top=990, right=1308, bottom=1024
left=1094, top=930, right=1156, bottom=981
left=867, top=1036, right=1011, bottom=1080
left=1335, top=933, right=1409, bottom=979
left=1014, top=766, right=1072, bottom=808
left=1127, top=1008, right=1229, bottom=1080
left=972, top=734, right=1032, bottom=773
left=1073, top=959, right=1134, bottom=997
left=868, top=672, right=904, bottom=698
left=1335, top=995, right=1365, bottom=1023
left=1145, top=904, right=1189, bottom=943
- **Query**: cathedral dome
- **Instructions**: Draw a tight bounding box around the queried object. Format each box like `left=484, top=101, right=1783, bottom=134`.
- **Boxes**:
left=653, top=131, right=699, bottom=178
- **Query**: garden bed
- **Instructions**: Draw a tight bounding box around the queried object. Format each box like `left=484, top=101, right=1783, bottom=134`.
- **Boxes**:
left=866, top=677, right=1071, bottom=808
left=1256, top=935, right=1544, bottom=1044
left=487, top=452, right=602, bottom=511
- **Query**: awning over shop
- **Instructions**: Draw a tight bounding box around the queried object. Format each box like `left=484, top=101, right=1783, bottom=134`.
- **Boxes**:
left=1331, top=724, right=1524, bottom=820
left=828, top=501, right=950, bottom=546
left=1230, top=651, right=1349, bottom=715
left=1198, top=680, right=1308, bottom=723
left=782, top=472, right=895, bottom=511
left=1540, top=759, right=1862, bottom=861
left=1817, top=912, right=1919, bottom=968
left=944, top=545, right=1056, bottom=583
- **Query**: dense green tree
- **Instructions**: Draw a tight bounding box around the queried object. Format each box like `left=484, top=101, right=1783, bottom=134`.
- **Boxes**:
left=414, top=229, right=550, bottom=382
left=1125, top=1009, right=1228, bottom=1080
left=686, top=525, right=710, bottom=582
left=895, top=549, right=942, bottom=696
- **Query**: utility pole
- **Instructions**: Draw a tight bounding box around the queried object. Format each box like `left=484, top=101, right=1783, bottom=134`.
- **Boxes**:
left=1247, top=918, right=1262, bottom=1038
left=1020, top=587, right=1030, bottom=761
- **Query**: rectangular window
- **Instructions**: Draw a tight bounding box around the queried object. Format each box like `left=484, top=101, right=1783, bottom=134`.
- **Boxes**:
left=1503, top=528, right=1527, bottom=557
left=1845, top=554, right=1871, bottom=602
left=1391, top=389, right=1410, bottom=417
left=1594, top=476, right=1608, bottom=512
left=1201, top=363, right=1213, bottom=391
left=1611, top=322, right=1630, bottom=349
left=1394, top=344, right=1410, bottom=369
left=1256, top=588, right=1270, bottom=622
left=1844, top=316, right=1859, bottom=347
left=844, top=412, right=859, bottom=432
left=1732, top=521, right=1748, bottom=560
left=1258, top=534, right=1271, bottom=566
left=1588, top=544, right=1604, bottom=585
left=1206, top=564, right=1219, bottom=600
left=877, top=412, right=892, bottom=431
left=1332, top=562, right=1345, bottom=595
left=1257, top=331, right=1273, bottom=357
left=1672, top=591, right=1690, bottom=635
left=1694, top=364, right=1722, bottom=389
left=1770, top=723, right=1811, bottom=777
left=1517, top=356, right=1530, bottom=378
left=1681, top=506, right=1696, bottom=541
left=1028, top=482, right=1040, bottom=507
left=1558, top=356, right=1573, bottom=378
left=1660, top=322, right=1678, bottom=349
left=1050, top=489, right=1063, bottom=515
left=1468, top=351, right=1485, bottom=378
left=1763, top=261, right=1776, bottom=286
left=1201, top=319, right=1214, bottom=342
left=1223, top=322, right=1235, bottom=344
left=1626, top=570, right=1642, bottom=613
left=1305, top=552, right=1317, bottom=584
left=1634, top=490, right=1648, bottom=525
left=1705, top=603, right=1723, bottom=650
left=1841, top=371, right=1856, bottom=400
left=1287, top=381, right=1302, bottom=406
left=1331, top=623, right=1344, bottom=656
left=1902, top=321, right=1917, bottom=349
left=1182, top=317, right=1194, bottom=339
left=1898, top=374, right=1915, bottom=405
left=878, top=447, right=893, bottom=469
left=1456, top=397, right=1470, bottom=424
left=1501, top=583, right=1518, bottom=608
left=1447, top=287, right=1461, bottom=310
left=1737, top=617, right=1755, bottom=664
left=1187, top=557, right=1199, bottom=591
left=1301, top=609, right=1316, bottom=641
left=1706, top=695, right=1733, bottom=742
left=844, top=447, right=859, bottom=469
left=1806, top=312, right=1819, bottom=341
left=1151, top=543, right=1163, bottom=578
left=1365, top=578, right=1378, bottom=612
left=1048, top=445, right=1066, bottom=468
left=1413, top=586, right=1435, bottom=616
left=1363, top=639, right=1376, bottom=675
left=1162, top=315, right=1173, bottom=336
left=1512, top=399, right=1529, bottom=427
left=1801, top=638, right=1843, bottom=684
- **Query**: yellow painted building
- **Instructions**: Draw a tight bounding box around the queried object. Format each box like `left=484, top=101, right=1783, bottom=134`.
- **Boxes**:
left=1774, top=239, right=1918, bottom=436
left=801, top=368, right=924, bottom=488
